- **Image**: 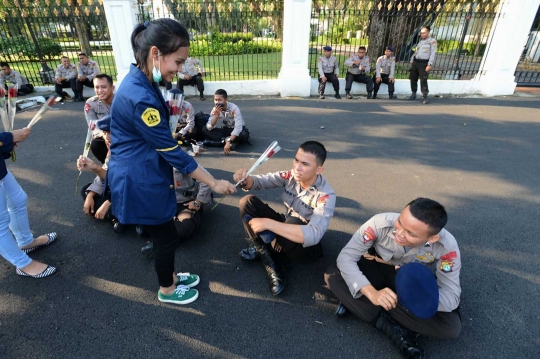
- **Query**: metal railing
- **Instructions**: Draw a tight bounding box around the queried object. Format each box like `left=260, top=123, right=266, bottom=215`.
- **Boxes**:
left=0, top=0, right=116, bottom=85
left=136, top=0, right=283, bottom=81
left=309, top=0, right=499, bottom=81
left=515, top=5, right=540, bottom=86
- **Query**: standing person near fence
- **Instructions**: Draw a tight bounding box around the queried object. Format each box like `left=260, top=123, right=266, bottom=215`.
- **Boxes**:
left=55, top=56, right=77, bottom=101
left=317, top=46, right=341, bottom=99
left=409, top=26, right=437, bottom=104
left=0, top=128, right=58, bottom=279
left=0, top=62, right=34, bottom=96
left=344, top=46, right=373, bottom=99
left=373, top=46, right=396, bottom=99
left=107, top=18, right=236, bottom=305
left=75, top=53, right=100, bottom=102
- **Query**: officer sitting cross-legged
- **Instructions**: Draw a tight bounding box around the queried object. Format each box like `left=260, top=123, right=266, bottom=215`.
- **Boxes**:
left=234, top=141, right=336, bottom=295
left=324, top=198, right=462, bottom=359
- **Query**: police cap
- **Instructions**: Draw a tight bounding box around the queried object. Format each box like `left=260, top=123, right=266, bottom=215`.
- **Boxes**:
left=386, top=45, right=395, bottom=52
left=323, top=46, right=332, bottom=52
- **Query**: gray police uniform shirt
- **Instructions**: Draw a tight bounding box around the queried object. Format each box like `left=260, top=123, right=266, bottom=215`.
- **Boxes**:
left=337, top=212, right=461, bottom=312
left=85, top=95, right=111, bottom=138
left=55, top=64, right=77, bottom=81
left=86, top=156, right=109, bottom=196
left=0, top=70, right=29, bottom=88
left=317, top=55, right=339, bottom=77
left=344, top=55, right=370, bottom=75
left=173, top=166, right=212, bottom=206
left=177, top=100, right=195, bottom=136
left=249, top=170, right=336, bottom=247
left=411, top=37, right=437, bottom=66
left=376, top=55, right=396, bottom=78
left=178, top=57, right=205, bottom=79
left=78, top=60, right=100, bottom=81
left=206, top=101, right=245, bottom=137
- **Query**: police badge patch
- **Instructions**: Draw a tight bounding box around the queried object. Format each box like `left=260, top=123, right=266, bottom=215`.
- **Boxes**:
left=363, top=227, right=377, bottom=244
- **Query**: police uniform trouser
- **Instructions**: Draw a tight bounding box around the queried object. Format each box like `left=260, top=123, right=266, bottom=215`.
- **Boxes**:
left=176, top=124, right=200, bottom=144
left=76, top=78, right=94, bottom=93
left=175, top=203, right=202, bottom=239
left=17, top=84, right=34, bottom=96
left=345, top=73, right=374, bottom=93
left=373, top=74, right=395, bottom=94
left=177, top=74, right=204, bottom=94
left=201, top=126, right=249, bottom=144
left=239, top=194, right=322, bottom=261
left=324, top=259, right=461, bottom=339
left=410, top=59, right=429, bottom=95
left=318, top=73, right=340, bottom=94
left=55, top=79, right=76, bottom=97
left=141, top=220, right=179, bottom=287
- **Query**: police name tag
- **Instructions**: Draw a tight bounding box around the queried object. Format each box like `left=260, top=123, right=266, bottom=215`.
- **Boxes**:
left=141, top=108, right=160, bottom=127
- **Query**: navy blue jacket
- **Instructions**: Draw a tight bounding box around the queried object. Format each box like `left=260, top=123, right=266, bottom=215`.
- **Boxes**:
left=0, top=132, right=14, bottom=180
left=107, top=65, right=198, bottom=225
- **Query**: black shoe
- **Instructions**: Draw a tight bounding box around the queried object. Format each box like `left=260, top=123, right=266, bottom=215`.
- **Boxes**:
left=113, top=220, right=125, bottom=234
left=229, top=143, right=237, bottom=151
left=239, top=246, right=260, bottom=261
left=422, top=95, right=429, bottom=104
left=389, top=93, right=395, bottom=99
left=335, top=93, right=341, bottom=99
left=200, top=94, right=205, bottom=101
left=367, top=92, right=373, bottom=99
left=135, top=225, right=148, bottom=237
left=408, top=93, right=417, bottom=100
left=203, top=139, right=225, bottom=147
left=141, top=242, right=154, bottom=259
left=256, top=243, right=285, bottom=295
left=335, top=302, right=348, bottom=318
left=346, top=94, right=353, bottom=99
left=319, top=94, right=325, bottom=99
left=372, top=94, right=378, bottom=99
left=375, top=311, right=425, bottom=359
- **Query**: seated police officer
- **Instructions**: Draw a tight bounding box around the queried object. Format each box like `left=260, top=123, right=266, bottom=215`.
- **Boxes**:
left=344, top=46, right=373, bottom=99
left=233, top=141, right=336, bottom=295
left=324, top=198, right=462, bottom=359
left=0, top=62, right=34, bottom=96
left=202, top=89, right=249, bottom=155
left=373, top=46, right=396, bottom=99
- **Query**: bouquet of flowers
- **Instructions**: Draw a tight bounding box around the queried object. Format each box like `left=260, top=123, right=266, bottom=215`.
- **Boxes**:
left=165, top=89, right=184, bottom=136
left=27, top=95, right=62, bottom=128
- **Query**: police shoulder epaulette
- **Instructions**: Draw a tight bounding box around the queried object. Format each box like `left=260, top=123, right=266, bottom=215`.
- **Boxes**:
left=374, top=213, right=398, bottom=229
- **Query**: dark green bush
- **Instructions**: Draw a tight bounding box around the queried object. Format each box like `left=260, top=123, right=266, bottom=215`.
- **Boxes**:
left=190, top=39, right=282, bottom=56
left=0, top=36, right=62, bottom=61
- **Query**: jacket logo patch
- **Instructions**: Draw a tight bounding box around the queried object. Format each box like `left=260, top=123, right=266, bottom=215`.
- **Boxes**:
left=85, top=103, right=91, bottom=114
left=363, top=227, right=376, bottom=244
left=440, top=251, right=457, bottom=261
left=440, top=261, right=453, bottom=273
left=141, top=108, right=160, bottom=127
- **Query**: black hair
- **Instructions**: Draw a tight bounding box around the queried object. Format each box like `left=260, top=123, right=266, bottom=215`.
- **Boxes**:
left=299, top=141, right=327, bottom=166
left=0, top=62, right=9, bottom=68
left=78, top=53, right=88, bottom=57
left=215, top=89, right=228, bottom=98
left=131, top=18, right=190, bottom=76
left=94, top=73, right=113, bottom=86
left=358, top=46, right=367, bottom=51
left=61, top=56, right=69, bottom=60
left=407, top=198, right=447, bottom=235
left=422, top=26, right=431, bottom=32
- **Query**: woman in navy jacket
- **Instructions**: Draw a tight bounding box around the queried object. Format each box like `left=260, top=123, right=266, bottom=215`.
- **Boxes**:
left=107, top=19, right=235, bottom=305
left=0, top=128, right=57, bottom=278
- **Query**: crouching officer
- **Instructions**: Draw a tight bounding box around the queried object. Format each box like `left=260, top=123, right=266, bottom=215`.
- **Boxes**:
left=140, top=166, right=214, bottom=257
left=317, top=46, right=341, bottom=99
left=325, top=198, right=462, bottom=359
left=373, top=46, right=396, bottom=99
left=234, top=141, right=336, bottom=295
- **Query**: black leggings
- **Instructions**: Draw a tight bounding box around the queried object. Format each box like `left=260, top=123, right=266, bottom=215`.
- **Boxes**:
left=141, top=220, right=179, bottom=287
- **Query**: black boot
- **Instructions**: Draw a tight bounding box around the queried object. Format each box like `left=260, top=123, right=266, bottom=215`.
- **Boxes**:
left=335, top=92, right=341, bottom=99
left=408, top=92, right=417, bottom=100
left=319, top=93, right=325, bottom=99
left=335, top=302, right=348, bottom=318
left=254, top=240, right=285, bottom=295
left=136, top=225, right=148, bottom=237
left=389, top=92, right=395, bottom=99
left=346, top=92, right=352, bottom=100
left=141, top=241, right=154, bottom=259
left=422, top=94, right=429, bottom=104
left=367, top=91, right=373, bottom=99
left=239, top=246, right=261, bottom=261
left=374, top=311, right=425, bottom=359
left=203, top=139, right=225, bottom=147
left=372, top=92, right=378, bottom=99
left=199, top=92, right=205, bottom=101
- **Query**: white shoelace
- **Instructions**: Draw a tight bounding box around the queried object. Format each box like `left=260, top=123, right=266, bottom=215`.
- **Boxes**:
left=173, top=285, right=191, bottom=296
left=177, top=272, right=190, bottom=281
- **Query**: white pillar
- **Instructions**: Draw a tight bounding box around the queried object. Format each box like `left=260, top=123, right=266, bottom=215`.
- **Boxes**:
left=475, top=0, right=540, bottom=96
left=278, top=0, right=312, bottom=97
left=102, top=0, right=138, bottom=85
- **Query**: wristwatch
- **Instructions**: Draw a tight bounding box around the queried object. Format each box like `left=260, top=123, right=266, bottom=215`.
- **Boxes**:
left=193, top=200, right=200, bottom=208
left=225, top=137, right=231, bottom=143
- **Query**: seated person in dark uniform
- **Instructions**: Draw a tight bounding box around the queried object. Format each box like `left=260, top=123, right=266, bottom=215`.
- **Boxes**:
left=324, top=198, right=462, bottom=359
left=373, top=46, right=396, bottom=99
left=0, top=62, right=34, bottom=96
left=233, top=141, right=336, bottom=295
left=75, top=53, right=100, bottom=102
left=201, top=89, right=250, bottom=155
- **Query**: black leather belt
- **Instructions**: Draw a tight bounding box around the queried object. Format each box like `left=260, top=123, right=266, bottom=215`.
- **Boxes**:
left=414, top=59, right=429, bottom=64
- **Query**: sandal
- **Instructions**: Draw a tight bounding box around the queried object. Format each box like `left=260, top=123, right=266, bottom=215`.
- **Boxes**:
left=16, top=265, right=57, bottom=278
left=21, top=232, right=58, bottom=254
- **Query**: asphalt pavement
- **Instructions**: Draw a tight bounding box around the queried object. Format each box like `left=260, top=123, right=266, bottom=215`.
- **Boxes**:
left=0, top=93, right=539, bottom=359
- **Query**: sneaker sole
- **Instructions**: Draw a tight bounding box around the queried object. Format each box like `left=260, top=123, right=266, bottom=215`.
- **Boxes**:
left=158, top=290, right=199, bottom=305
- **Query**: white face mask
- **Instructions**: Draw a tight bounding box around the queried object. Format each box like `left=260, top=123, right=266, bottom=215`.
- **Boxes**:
left=152, top=52, right=162, bottom=82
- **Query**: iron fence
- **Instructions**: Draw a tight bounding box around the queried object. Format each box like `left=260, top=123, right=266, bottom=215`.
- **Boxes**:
left=0, top=0, right=116, bottom=86
left=136, top=0, right=283, bottom=81
left=309, top=0, right=499, bottom=81
left=514, top=5, right=540, bottom=86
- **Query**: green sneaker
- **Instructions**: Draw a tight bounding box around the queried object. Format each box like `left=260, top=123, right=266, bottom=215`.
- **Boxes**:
left=158, top=285, right=199, bottom=305
left=175, top=272, right=200, bottom=287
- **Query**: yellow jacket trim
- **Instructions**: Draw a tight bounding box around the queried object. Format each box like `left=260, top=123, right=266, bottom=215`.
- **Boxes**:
left=156, top=145, right=178, bottom=152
